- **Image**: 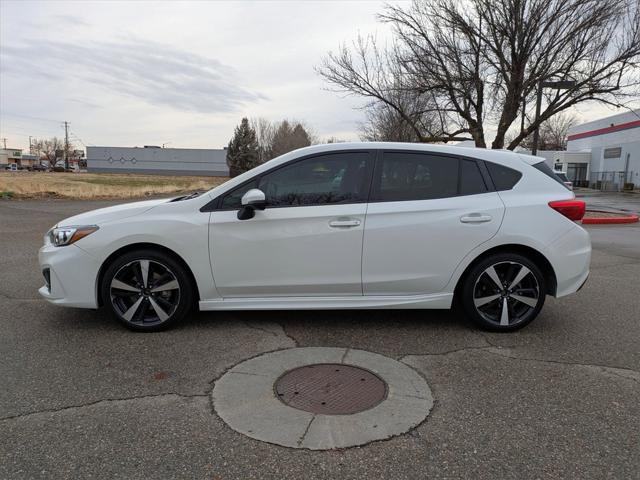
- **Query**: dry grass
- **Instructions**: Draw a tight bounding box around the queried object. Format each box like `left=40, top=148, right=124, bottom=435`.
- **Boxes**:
left=0, top=172, right=229, bottom=199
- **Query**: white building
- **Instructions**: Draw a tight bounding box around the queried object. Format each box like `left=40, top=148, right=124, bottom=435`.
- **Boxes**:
left=87, top=146, right=228, bottom=176
left=0, top=148, right=23, bottom=167
left=566, top=110, right=640, bottom=190
left=534, top=151, right=591, bottom=187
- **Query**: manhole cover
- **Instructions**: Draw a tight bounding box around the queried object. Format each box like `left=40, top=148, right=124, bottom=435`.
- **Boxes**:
left=274, top=363, right=387, bottom=414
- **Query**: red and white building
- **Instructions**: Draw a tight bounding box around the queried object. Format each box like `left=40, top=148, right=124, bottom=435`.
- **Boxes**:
left=563, top=110, right=640, bottom=190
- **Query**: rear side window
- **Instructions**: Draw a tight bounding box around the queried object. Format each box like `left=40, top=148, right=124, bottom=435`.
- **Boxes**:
left=532, top=161, right=570, bottom=189
left=375, top=152, right=459, bottom=201
left=460, top=159, right=488, bottom=195
left=485, top=162, right=522, bottom=190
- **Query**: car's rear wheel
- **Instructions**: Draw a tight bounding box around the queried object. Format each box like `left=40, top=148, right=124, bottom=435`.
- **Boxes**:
left=101, top=249, right=193, bottom=332
left=461, top=253, right=546, bottom=332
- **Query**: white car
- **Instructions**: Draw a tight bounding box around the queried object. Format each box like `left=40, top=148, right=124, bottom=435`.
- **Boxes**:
left=39, top=143, right=590, bottom=332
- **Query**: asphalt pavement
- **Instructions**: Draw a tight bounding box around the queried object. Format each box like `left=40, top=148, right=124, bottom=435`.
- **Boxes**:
left=0, top=198, right=638, bottom=480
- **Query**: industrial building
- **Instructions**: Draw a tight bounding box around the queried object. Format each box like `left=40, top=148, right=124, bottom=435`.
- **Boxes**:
left=86, top=146, right=228, bottom=176
left=565, top=110, right=640, bottom=190
left=533, top=109, right=639, bottom=190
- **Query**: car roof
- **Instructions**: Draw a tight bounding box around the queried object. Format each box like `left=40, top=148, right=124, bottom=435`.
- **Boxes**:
left=274, top=142, right=542, bottom=166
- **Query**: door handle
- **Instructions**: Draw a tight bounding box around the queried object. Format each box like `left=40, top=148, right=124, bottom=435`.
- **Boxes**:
left=329, top=218, right=361, bottom=228
left=460, top=213, right=492, bottom=223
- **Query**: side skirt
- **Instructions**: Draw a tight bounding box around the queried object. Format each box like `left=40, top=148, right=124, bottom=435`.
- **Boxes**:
left=198, top=292, right=453, bottom=311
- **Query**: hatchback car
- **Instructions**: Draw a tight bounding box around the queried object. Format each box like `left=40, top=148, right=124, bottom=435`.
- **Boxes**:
left=39, top=143, right=590, bottom=332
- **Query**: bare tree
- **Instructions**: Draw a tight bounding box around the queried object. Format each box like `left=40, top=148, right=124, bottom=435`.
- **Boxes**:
left=250, top=117, right=275, bottom=164
left=517, top=112, right=579, bottom=150
left=269, top=121, right=313, bottom=158
left=249, top=118, right=316, bottom=161
left=318, top=0, right=640, bottom=149
left=360, top=102, right=425, bottom=142
left=30, top=137, right=65, bottom=164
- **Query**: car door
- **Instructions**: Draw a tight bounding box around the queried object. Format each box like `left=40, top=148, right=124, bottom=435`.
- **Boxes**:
left=362, top=151, right=505, bottom=295
left=209, top=150, right=374, bottom=297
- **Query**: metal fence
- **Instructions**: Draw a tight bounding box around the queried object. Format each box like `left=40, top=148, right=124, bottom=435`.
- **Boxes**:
left=588, top=171, right=635, bottom=191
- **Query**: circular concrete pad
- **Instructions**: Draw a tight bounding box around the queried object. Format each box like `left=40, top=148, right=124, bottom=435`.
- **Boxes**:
left=211, top=347, right=433, bottom=450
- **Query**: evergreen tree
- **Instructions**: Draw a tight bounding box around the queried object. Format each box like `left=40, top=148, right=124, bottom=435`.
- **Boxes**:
left=226, top=118, right=260, bottom=177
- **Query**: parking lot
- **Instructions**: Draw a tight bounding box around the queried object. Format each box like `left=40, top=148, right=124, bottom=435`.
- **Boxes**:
left=1, top=198, right=638, bottom=479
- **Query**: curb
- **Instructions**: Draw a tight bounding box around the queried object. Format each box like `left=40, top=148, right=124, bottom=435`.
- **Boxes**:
left=582, top=211, right=639, bottom=225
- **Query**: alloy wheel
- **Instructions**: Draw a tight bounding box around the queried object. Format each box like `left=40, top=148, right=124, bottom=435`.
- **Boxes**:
left=472, top=261, right=540, bottom=327
left=109, top=259, right=180, bottom=326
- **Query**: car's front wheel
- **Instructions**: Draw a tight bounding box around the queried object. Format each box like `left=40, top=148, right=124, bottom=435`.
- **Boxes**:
left=461, top=253, right=546, bottom=332
left=101, top=249, right=193, bottom=332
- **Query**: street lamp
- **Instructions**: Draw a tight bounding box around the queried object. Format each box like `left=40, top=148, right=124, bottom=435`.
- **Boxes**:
left=531, top=79, right=577, bottom=155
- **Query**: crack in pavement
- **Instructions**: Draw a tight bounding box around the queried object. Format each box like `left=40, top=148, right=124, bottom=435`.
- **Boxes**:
left=400, top=347, right=640, bottom=383
left=340, top=347, right=350, bottom=363
left=242, top=320, right=281, bottom=337
left=0, top=392, right=209, bottom=422
left=297, top=414, right=317, bottom=447
left=273, top=321, right=300, bottom=347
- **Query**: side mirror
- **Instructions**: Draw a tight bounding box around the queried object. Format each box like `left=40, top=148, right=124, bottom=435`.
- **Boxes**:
left=238, top=188, right=266, bottom=220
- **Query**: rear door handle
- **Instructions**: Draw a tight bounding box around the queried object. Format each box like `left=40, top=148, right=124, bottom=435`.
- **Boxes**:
left=329, top=218, right=361, bottom=228
left=460, top=213, right=492, bottom=223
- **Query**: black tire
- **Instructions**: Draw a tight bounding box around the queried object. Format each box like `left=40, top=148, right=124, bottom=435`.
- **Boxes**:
left=460, top=252, right=546, bottom=332
left=101, top=249, right=194, bottom=332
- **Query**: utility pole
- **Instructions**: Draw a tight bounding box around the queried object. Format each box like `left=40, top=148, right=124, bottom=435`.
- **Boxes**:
left=531, top=80, right=577, bottom=156
left=1, top=138, right=6, bottom=149
left=63, top=121, right=70, bottom=170
left=29, top=136, right=33, bottom=155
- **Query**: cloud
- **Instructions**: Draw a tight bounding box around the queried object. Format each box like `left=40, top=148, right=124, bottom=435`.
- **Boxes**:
left=1, top=37, right=265, bottom=113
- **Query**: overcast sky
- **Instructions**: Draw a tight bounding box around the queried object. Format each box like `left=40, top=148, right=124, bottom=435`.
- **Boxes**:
left=0, top=0, right=634, bottom=152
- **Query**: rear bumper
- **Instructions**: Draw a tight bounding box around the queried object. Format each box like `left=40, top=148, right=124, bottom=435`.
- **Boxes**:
left=545, top=224, right=591, bottom=298
left=38, top=244, right=100, bottom=308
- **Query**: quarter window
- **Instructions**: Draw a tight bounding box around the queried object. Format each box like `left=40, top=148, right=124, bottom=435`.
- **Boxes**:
left=258, top=152, right=372, bottom=207
left=485, top=162, right=522, bottom=191
left=375, top=152, right=459, bottom=201
left=460, top=159, right=488, bottom=195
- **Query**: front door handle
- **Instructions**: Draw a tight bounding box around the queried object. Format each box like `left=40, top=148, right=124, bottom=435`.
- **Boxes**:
left=460, top=213, right=493, bottom=223
left=329, top=218, right=361, bottom=228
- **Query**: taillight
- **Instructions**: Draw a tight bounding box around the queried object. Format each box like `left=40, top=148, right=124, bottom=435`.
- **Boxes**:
left=548, top=200, right=586, bottom=221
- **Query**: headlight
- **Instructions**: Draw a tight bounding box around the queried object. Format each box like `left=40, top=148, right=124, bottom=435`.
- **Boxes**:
left=47, top=225, right=99, bottom=247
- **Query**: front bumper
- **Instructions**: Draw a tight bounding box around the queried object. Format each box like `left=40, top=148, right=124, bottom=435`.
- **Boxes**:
left=38, top=243, right=101, bottom=308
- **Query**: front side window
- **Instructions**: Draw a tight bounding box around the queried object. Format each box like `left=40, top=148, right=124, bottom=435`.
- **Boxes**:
left=220, top=180, right=258, bottom=209
left=375, top=152, right=459, bottom=201
left=257, top=152, right=372, bottom=207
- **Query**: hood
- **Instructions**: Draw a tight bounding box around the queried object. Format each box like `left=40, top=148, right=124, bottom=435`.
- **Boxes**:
left=56, top=198, right=169, bottom=227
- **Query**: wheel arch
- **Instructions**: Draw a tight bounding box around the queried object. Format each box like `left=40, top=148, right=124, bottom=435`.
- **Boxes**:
left=96, top=242, right=200, bottom=307
left=453, top=244, right=557, bottom=303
